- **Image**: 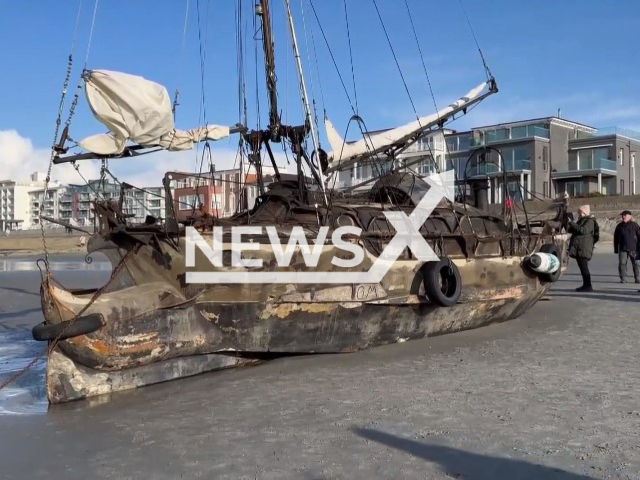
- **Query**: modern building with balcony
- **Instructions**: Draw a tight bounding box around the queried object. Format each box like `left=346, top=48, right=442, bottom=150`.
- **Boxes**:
left=54, top=180, right=166, bottom=228
left=29, top=184, right=68, bottom=229
left=445, top=117, right=597, bottom=204
left=331, top=130, right=452, bottom=192
left=553, top=127, right=640, bottom=197
left=0, top=172, right=49, bottom=231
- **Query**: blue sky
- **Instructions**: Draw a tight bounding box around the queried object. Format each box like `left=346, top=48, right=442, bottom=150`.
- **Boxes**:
left=1, top=0, right=640, bottom=185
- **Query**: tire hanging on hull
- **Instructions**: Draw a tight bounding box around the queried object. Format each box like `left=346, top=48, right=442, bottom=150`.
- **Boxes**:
left=421, top=259, right=462, bottom=307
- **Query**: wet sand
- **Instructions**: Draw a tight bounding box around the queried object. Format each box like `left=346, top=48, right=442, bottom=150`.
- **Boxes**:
left=0, top=252, right=639, bottom=479
left=0, top=231, right=86, bottom=257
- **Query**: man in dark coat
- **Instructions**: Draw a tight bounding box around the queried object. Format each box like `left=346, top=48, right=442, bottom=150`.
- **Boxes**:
left=613, top=210, right=640, bottom=283
left=568, top=204, right=596, bottom=292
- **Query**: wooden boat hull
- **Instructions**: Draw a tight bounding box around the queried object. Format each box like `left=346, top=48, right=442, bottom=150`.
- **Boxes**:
left=40, top=233, right=570, bottom=403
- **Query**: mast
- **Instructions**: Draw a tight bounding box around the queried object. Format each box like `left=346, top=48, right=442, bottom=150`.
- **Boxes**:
left=255, top=0, right=280, bottom=140
left=283, top=0, right=328, bottom=206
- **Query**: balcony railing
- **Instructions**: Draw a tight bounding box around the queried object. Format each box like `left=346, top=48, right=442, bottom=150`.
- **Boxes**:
left=469, top=125, right=551, bottom=147
left=445, top=136, right=472, bottom=152
left=467, top=159, right=532, bottom=176
left=568, top=158, right=616, bottom=171
left=503, top=159, right=532, bottom=171
left=596, top=126, right=640, bottom=141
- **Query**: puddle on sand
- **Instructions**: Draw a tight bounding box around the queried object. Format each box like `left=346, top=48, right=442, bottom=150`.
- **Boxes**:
left=0, top=258, right=111, bottom=272
left=0, top=331, right=48, bottom=415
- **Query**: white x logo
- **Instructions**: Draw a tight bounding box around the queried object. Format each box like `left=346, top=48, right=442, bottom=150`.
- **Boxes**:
left=378, top=168, right=456, bottom=263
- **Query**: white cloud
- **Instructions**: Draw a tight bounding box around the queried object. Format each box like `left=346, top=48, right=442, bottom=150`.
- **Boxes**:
left=0, top=129, right=101, bottom=185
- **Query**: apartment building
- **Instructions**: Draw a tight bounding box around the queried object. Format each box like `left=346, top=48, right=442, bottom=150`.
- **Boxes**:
left=169, top=162, right=287, bottom=222
left=55, top=181, right=165, bottom=228
left=445, top=117, right=598, bottom=203
left=555, top=127, right=640, bottom=197
left=121, top=186, right=165, bottom=224
left=0, top=172, right=49, bottom=231
left=29, top=184, right=68, bottom=229
left=331, top=130, right=452, bottom=192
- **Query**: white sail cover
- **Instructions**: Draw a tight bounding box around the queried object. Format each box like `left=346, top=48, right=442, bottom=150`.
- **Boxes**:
left=325, top=80, right=492, bottom=165
left=78, top=70, right=230, bottom=155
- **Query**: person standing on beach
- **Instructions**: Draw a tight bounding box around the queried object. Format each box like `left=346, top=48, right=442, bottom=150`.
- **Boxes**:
left=613, top=210, right=640, bottom=283
left=568, top=205, right=597, bottom=292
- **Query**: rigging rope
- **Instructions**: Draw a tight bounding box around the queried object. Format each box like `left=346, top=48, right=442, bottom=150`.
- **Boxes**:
left=234, top=0, right=248, bottom=213
left=299, top=0, right=321, bottom=139
left=173, top=0, right=191, bottom=117
left=370, top=0, right=420, bottom=128
left=458, top=0, right=492, bottom=80
left=308, top=0, right=355, bottom=114
left=253, top=6, right=261, bottom=130
left=83, top=0, right=100, bottom=68
left=304, top=0, right=326, bottom=116
left=342, top=0, right=358, bottom=114
left=308, top=0, right=396, bottom=208
left=193, top=0, right=213, bottom=211
left=195, top=0, right=210, bottom=133
left=370, top=0, right=444, bottom=177
left=403, top=0, right=438, bottom=116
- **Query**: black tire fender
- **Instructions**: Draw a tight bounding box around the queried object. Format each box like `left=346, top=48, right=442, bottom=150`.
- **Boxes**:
left=538, top=243, right=561, bottom=283
left=422, top=259, right=462, bottom=307
left=32, top=313, right=105, bottom=342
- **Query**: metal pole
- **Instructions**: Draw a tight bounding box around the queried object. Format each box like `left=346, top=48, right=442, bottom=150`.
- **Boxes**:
left=283, top=0, right=328, bottom=207
left=256, top=0, right=281, bottom=138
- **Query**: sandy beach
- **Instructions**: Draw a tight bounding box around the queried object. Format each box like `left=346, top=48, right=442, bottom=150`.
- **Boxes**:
left=0, top=252, right=639, bottom=479
left=0, top=230, right=86, bottom=256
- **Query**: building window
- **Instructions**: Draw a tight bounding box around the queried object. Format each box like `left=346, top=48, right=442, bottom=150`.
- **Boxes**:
left=511, top=126, right=527, bottom=139
left=565, top=181, right=584, bottom=197
left=578, top=149, right=593, bottom=170
left=543, top=181, right=549, bottom=198
left=354, top=163, right=369, bottom=180
left=619, top=148, right=624, bottom=166
left=620, top=179, right=625, bottom=195
left=542, top=146, right=548, bottom=171
left=178, top=194, right=204, bottom=211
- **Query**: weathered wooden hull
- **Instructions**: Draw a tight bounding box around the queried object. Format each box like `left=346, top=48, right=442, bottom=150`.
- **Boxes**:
left=40, top=232, right=570, bottom=403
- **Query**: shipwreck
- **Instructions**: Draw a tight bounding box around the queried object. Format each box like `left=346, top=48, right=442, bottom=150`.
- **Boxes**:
left=30, top=0, right=570, bottom=403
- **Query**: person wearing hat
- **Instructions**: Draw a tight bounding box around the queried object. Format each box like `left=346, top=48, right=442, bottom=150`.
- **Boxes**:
left=568, top=204, right=597, bottom=292
left=613, top=210, right=640, bottom=283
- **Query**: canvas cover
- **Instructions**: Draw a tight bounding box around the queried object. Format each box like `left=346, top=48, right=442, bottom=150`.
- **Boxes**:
left=324, top=80, right=491, bottom=166
left=78, top=70, right=230, bottom=155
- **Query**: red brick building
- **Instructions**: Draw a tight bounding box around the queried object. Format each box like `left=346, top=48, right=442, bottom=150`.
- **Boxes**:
left=169, top=164, right=284, bottom=222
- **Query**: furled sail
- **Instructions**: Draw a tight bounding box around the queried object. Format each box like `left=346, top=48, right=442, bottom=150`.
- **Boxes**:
left=77, top=70, right=230, bottom=155
left=325, top=79, right=496, bottom=169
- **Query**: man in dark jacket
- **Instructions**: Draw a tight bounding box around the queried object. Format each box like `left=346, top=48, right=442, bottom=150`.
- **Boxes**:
left=568, top=204, right=597, bottom=292
left=613, top=210, right=640, bottom=283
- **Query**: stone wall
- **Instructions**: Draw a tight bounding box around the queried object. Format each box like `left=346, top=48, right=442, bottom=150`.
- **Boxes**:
left=486, top=195, right=640, bottom=242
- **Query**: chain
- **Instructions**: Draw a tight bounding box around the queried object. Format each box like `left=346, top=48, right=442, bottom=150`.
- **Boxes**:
left=0, top=248, right=136, bottom=393
left=40, top=55, right=76, bottom=274
left=64, top=77, right=84, bottom=129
